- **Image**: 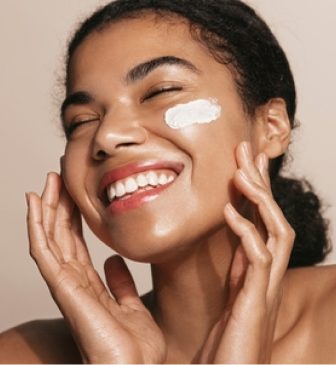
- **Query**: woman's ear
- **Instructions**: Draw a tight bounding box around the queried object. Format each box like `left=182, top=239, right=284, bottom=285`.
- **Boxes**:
left=253, top=98, right=291, bottom=158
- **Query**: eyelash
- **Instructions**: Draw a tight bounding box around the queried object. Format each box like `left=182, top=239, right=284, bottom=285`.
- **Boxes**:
left=144, top=85, right=182, bottom=101
left=65, top=117, right=99, bottom=139
left=64, top=86, right=182, bottom=138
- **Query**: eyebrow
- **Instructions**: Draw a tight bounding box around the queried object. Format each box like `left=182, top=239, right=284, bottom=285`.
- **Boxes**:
left=61, top=56, right=200, bottom=117
left=61, top=90, right=94, bottom=119
left=125, top=56, right=201, bottom=84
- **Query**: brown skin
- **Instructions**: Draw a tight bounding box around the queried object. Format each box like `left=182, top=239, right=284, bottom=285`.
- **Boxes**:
left=0, top=319, right=81, bottom=364
left=1, top=266, right=336, bottom=364
left=1, top=16, right=335, bottom=363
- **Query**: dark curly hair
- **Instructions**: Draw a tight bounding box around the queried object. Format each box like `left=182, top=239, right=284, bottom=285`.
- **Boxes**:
left=65, top=0, right=330, bottom=267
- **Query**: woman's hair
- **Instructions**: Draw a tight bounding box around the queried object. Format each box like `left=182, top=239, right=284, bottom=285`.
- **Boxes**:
left=65, top=0, right=330, bottom=267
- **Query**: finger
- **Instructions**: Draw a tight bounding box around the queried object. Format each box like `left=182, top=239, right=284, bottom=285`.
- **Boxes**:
left=234, top=175, right=294, bottom=284
left=235, top=143, right=279, bottom=239
left=254, top=153, right=292, bottom=269
left=235, top=167, right=294, bottom=264
left=253, top=205, right=268, bottom=244
left=85, top=261, right=116, bottom=308
left=224, top=203, right=272, bottom=294
left=40, top=173, right=65, bottom=261
left=49, top=177, right=92, bottom=265
left=236, top=142, right=270, bottom=191
left=255, top=153, right=271, bottom=188
left=71, top=205, right=93, bottom=266
left=233, top=143, right=295, bottom=284
left=235, top=143, right=282, bottom=230
left=53, top=185, right=78, bottom=261
left=104, top=256, right=143, bottom=309
left=27, top=192, right=62, bottom=284
left=227, top=244, right=248, bottom=310
left=41, top=172, right=62, bottom=240
left=234, top=146, right=294, bottom=251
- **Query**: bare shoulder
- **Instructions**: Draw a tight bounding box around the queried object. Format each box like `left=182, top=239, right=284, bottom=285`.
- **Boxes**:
left=285, top=263, right=336, bottom=301
left=279, top=264, right=336, bottom=325
left=0, top=318, right=81, bottom=364
left=273, top=264, right=336, bottom=363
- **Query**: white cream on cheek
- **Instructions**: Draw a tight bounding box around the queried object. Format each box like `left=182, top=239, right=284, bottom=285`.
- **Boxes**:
left=164, top=98, right=221, bottom=130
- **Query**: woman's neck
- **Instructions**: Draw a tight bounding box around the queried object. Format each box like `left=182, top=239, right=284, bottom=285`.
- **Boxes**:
left=146, top=227, right=239, bottom=363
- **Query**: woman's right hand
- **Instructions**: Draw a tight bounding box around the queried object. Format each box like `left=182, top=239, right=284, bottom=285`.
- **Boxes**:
left=26, top=173, right=167, bottom=364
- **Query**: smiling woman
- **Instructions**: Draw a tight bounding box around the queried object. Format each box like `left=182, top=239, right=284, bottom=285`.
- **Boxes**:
left=0, top=0, right=335, bottom=364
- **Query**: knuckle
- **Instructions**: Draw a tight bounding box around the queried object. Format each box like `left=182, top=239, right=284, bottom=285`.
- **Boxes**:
left=29, top=246, right=38, bottom=260
left=258, top=250, right=273, bottom=270
left=256, top=185, right=272, bottom=202
left=241, top=220, right=256, bottom=236
left=277, top=223, right=296, bottom=244
left=288, top=226, right=296, bottom=242
left=259, top=186, right=271, bottom=199
left=251, top=184, right=270, bottom=205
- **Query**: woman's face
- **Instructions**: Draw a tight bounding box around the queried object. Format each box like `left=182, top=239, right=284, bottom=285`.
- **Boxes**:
left=62, top=15, right=254, bottom=262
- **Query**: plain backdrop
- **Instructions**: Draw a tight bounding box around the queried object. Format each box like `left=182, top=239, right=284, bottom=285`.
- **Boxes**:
left=0, top=0, right=335, bottom=333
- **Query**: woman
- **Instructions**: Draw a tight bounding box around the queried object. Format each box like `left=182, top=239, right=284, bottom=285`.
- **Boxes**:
left=0, top=0, right=334, bottom=363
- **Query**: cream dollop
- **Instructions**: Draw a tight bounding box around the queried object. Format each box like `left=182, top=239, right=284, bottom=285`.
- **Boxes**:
left=164, top=98, right=221, bottom=130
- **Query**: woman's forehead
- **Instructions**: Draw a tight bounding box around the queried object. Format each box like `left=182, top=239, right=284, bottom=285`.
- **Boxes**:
left=67, top=16, right=216, bottom=84
left=74, top=15, right=195, bottom=55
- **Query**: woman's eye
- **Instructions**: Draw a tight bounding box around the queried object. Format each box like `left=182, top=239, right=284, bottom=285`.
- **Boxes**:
left=144, top=86, right=182, bottom=101
left=65, top=116, right=99, bottom=139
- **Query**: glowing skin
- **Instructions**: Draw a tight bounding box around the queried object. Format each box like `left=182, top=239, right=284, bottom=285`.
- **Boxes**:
left=62, top=16, right=253, bottom=263
left=164, top=98, right=221, bottom=130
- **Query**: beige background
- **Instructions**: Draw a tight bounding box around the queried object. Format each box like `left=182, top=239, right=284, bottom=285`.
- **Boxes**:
left=0, top=0, right=335, bottom=333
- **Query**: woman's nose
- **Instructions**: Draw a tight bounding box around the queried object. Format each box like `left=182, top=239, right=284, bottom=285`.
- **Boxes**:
left=91, top=113, right=148, bottom=160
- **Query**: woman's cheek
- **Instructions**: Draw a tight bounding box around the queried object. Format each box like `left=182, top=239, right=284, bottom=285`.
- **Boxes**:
left=62, top=144, right=88, bottom=203
left=164, top=98, right=221, bottom=130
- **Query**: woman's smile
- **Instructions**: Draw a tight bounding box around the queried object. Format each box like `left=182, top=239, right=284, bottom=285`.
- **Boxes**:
left=61, top=15, right=251, bottom=260
left=98, top=160, right=184, bottom=213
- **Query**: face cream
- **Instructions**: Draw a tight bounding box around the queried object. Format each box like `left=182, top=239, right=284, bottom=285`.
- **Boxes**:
left=164, top=98, right=221, bottom=130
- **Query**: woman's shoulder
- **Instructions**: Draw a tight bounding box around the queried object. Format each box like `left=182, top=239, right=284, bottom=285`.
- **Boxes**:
left=285, top=263, right=336, bottom=301
left=0, top=318, right=81, bottom=364
left=272, top=264, right=336, bottom=363
left=279, top=264, right=336, bottom=326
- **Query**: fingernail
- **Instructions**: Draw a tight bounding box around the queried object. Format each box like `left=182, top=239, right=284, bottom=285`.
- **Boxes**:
left=225, top=202, right=237, bottom=216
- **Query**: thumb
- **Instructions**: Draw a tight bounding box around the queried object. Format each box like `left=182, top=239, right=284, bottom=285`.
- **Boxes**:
left=104, top=255, right=141, bottom=308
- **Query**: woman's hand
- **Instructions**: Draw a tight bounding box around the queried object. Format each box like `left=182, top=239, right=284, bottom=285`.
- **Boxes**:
left=200, top=141, right=295, bottom=364
left=26, top=173, right=166, bottom=364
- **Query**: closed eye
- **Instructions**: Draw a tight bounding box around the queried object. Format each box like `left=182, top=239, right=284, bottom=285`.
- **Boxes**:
left=65, top=116, right=100, bottom=139
left=143, top=86, right=183, bottom=101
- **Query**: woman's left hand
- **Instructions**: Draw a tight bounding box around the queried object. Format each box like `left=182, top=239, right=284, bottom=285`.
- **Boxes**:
left=200, top=141, right=295, bottom=364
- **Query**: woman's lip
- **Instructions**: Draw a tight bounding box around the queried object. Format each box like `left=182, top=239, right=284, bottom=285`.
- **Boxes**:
left=107, top=183, right=173, bottom=214
left=98, top=160, right=184, bottom=201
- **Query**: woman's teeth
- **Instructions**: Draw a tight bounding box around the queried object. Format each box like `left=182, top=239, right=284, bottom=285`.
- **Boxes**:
left=107, top=171, right=175, bottom=202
